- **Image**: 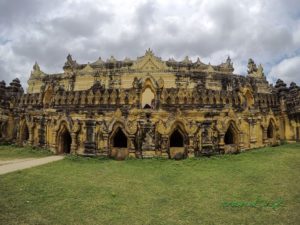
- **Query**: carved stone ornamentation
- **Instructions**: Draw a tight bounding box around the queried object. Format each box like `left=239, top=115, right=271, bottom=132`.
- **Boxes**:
left=0, top=50, right=298, bottom=159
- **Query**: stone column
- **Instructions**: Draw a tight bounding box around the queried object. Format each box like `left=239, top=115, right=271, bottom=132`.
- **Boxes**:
left=218, top=133, right=225, bottom=154
left=102, top=133, right=109, bottom=156
left=38, top=117, right=46, bottom=147
left=70, top=132, right=77, bottom=154
left=84, top=120, right=96, bottom=155
left=238, top=132, right=244, bottom=151
left=161, top=135, right=169, bottom=158
left=51, top=130, right=57, bottom=152
left=248, top=118, right=257, bottom=148
left=263, top=128, right=268, bottom=145
left=28, top=126, right=34, bottom=145
left=188, top=135, right=195, bottom=158
left=128, top=135, right=136, bottom=158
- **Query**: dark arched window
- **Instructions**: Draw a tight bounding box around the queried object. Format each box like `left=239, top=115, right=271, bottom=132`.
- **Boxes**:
left=224, top=124, right=236, bottom=145
left=170, top=129, right=184, bottom=147
left=113, top=128, right=127, bottom=148
left=267, top=122, right=274, bottom=139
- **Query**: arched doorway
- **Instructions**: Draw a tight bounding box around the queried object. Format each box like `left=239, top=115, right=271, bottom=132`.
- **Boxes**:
left=110, top=127, right=128, bottom=160
left=113, top=128, right=127, bottom=148
left=224, top=122, right=239, bottom=153
left=224, top=126, right=235, bottom=144
left=170, top=129, right=184, bottom=147
left=20, top=123, right=30, bottom=145
left=57, top=125, right=72, bottom=154
left=267, top=120, right=277, bottom=145
left=256, top=125, right=264, bottom=147
left=267, top=122, right=274, bottom=139
left=141, top=87, right=155, bottom=109
left=169, top=128, right=185, bottom=159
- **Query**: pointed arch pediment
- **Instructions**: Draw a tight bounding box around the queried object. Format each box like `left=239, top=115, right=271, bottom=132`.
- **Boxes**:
left=131, top=50, right=168, bottom=71
left=79, top=63, right=94, bottom=74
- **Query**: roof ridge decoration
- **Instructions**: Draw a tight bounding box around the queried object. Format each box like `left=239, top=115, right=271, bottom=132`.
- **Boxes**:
left=91, top=57, right=105, bottom=66
left=30, top=62, right=45, bottom=79
left=107, top=56, right=117, bottom=63
left=63, top=54, right=79, bottom=71
left=206, top=63, right=215, bottom=73
left=80, top=62, right=94, bottom=74
left=131, top=48, right=168, bottom=71
left=182, top=56, right=192, bottom=64
left=248, top=58, right=265, bottom=78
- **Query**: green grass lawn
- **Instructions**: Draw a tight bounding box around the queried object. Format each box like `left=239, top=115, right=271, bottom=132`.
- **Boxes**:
left=0, top=145, right=52, bottom=160
left=0, top=144, right=299, bottom=225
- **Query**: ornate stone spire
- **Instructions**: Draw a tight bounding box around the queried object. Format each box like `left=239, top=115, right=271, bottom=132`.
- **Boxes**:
left=0, top=80, right=6, bottom=88
left=206, top=63, right=215, bottom=73
left=182, top=56, right=192, bottom=64
left=226, top=56, right=232, bottom=66
left=91, top=57, right=104, bottom=66
left=145, top=48, right=154, bottom=56
left=247, top=58, right=257, bottom=74
left=33, top=62, right=40, bottom=72
left=107, top=56, right=117, bottom=63
left=30, top=62, right=44, bottom=78
left=218, top=56, right=234, bottom=73
left=248, top=59, right=265, bottom=78
left=257, top=64, right=264, bottom=77
left=63, top=54, right=78, bottom=71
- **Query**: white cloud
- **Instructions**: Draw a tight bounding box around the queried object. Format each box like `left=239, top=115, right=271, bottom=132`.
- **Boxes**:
left=0, top=0, right=299, bottom=88
left=268, top=56, right=300, bottom=85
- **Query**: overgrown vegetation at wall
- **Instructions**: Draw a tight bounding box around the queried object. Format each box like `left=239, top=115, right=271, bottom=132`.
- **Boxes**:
left=0, top=145, right=52, bottom=159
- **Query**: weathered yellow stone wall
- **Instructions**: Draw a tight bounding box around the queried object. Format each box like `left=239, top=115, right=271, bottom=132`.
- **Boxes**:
left=1, top=51, right=299, bottom=159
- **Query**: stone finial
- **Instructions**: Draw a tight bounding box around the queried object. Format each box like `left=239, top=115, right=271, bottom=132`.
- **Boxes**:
left=182, top=56, right=192, bottom=64
left=9, top=78, right=22, bottom=89
left=225, top=56, right=233, bottom=67
left=30, top=62, right=44, bottom=78
left=0, top=80, right=6, bottom=88
left=145, top=48, right=154, bottom=56
left=275, top=79, right=287, bottom=88
left=107, top=56, right=116, bottom=63
left=226, top=56, right=231, bottom=63
left=257, top=64, right=264, bottom=77
left=33, top=62, right=40, bottom=71
left=67, top=54, right=73, bottom=63
left=91, top=57, right=104, bottom=66
left=247, top=58, right=257, bottom=74
left=290, top=82, right=298, bottom=89
left=222, top=56, right=234, bottom=72
left=63, top=54, right=78, bottom=70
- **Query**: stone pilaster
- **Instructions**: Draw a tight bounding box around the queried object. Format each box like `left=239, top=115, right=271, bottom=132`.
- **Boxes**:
left=70, top=132, right=77, bottom=154
left=218, top=133, right=225, bottom=154
left=128, top=135, right=136, bottom=158
left=101, top=133, right=109, bottom=156
left=188, top=135, right=195, bottom=157
left=84, top=120, right=96, bottom=155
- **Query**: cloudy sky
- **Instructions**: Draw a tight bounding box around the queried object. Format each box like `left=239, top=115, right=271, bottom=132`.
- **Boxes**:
left=0, top=0, right=299, bottom=90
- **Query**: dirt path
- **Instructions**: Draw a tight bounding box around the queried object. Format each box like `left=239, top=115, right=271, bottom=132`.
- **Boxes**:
left=0, top=156, right=64, bottom=175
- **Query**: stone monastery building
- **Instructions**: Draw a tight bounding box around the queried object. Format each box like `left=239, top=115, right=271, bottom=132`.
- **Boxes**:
left=0, top=49, right=299, bottom=159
